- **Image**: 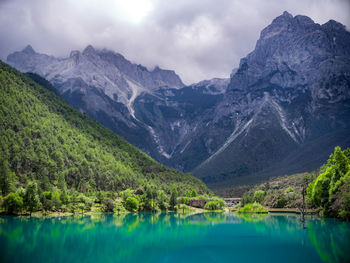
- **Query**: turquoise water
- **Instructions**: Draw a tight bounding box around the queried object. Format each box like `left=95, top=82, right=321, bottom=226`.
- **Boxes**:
left=0, top=213, right=349, bottom=263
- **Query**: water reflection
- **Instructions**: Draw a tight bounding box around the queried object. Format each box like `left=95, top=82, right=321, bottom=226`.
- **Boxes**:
left=0, top=213, right=349, bottom=263
left=307, top=218, right=350, bottom=263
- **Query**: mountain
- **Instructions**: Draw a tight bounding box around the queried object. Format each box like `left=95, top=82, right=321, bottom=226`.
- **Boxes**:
left=7, top=45, right=185, bottom=160
left=193, top=11, right=350, bottom=190
left=7, top=11, right=350, bottom=192
left=7, top=44, right=227, bottom=169
left=0, top=60, right=209, bottom=194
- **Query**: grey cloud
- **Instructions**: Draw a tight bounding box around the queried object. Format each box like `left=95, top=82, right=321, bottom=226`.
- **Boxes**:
left=0, top=0, right=349, bottom=84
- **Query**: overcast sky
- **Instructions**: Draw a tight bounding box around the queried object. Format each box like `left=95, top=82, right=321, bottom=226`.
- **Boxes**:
left=0, top=0, right=349, bottom=84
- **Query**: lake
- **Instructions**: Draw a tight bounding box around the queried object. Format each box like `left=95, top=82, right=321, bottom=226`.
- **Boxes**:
left=0, top=212, right=349, bottom=263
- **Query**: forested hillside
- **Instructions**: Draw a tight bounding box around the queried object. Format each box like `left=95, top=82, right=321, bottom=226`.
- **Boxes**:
left=0, top=60, right=209, bottom=198
left=239, top=147, right=350, bottom=220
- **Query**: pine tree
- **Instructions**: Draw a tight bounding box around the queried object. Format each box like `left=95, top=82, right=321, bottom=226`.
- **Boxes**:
left=0, top=158, right=17, bottom=196
left=170, top=188, right=178, bottom=210
left=24, top=181, right=41, bottom=215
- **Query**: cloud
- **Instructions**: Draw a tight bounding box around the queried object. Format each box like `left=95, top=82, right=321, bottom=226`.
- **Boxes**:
left=0, top=0, right=349, bottom=84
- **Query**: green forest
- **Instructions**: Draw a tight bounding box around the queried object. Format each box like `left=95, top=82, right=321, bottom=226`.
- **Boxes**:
left=240, top=146, right=350, bottom=220
left=0, top=60, right=210, bottom=215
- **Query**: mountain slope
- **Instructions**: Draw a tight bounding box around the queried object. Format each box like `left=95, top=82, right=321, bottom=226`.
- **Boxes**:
left=7, top=45, right=187, bottom=161
left=7, top=46, right=228, bottom=168
left=193, top=11, right=350, bottom=189
left=6, top=12, right=350, bottom=192
left=0, top=60, right=209, bottom=194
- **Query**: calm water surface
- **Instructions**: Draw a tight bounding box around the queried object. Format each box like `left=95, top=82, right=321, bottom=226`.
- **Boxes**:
left=0, top=213, right=349, bottom=263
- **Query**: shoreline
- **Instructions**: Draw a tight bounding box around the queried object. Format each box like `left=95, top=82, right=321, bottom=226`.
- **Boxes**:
left=0, top=207, right=321, bottom=218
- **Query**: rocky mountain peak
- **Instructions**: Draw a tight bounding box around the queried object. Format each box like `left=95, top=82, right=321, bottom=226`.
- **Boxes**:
left=322, top=19, right=347, bottom=31
left=69, top=50, right=81, bottom=64
left=152, top=66, right=161, bottom=72
left=271, top=11, right=293, bottom=25
left=82, top=45, right=97, bottom=57
left=22, top=45, right=36, bottom=54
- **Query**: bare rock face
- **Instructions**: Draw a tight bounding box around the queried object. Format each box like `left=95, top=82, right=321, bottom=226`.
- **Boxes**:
left=193, top=11, right=350, bottom=189
left=7, top=11, right=350, bottom=190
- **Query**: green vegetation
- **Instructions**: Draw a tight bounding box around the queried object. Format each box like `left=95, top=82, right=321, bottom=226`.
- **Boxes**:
left=307, top=147, right=350, bottom=220
left=124, top=197, right=139, bottom=212
left=239, top=146, right=350, bottom=220
left=203, top=200, right=225, bottom=211
left=24, top=181, right=41, bottom=215
left=238, top=202, right=268, bottom=213
left=0, top=60, right=210, bottom=215
left=241, top=172, right=315, bottom=209
left=2, top=192, right=23, bottom=214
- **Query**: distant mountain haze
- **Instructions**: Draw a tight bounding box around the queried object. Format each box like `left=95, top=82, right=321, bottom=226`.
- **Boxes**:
left=7, top=11, right=350, bottom=191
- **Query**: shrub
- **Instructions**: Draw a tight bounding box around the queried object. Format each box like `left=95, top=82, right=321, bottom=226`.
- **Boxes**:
left=120, top=189, right=135, bottom=202
left=102, top=198, right=115, bottom=212
left=253, top=190, right=265, bottom=203
left=124, top=197, right=139, bottom=212
left=114, top=201, right=127, bottom=213
left=51, top=190, right=62, bottom=210
left=241, top=191, right=254, bottom=206
left=175, top=204, right=192, bottom=213
left=204, top=200, right=225, bottom=211
left=3, top=192, right=23, bottom=214
left=41, top=191, right=53, bottom=211
left=177, top=196, right=189, bottom=205
left=276, top=194, right=288, bottom=208
left=237, top=202, right=268, bottom=213
left=285, top=186, right=295, bottom=194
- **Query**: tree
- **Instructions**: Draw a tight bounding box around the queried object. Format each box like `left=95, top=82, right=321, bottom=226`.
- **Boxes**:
left=0, top=159, right=17, bottom=196
left=120, top=189, right=134, bottom=202
left=170, top=188, right=178, bottom=210
left=276, top=194, right=288, bottom=208
left=157, top=190, right=169, bottom=211
left=124, top=197, right=139, bottom=212
left=102, top=198, right=115, bottom=212
left=145, top=185, right=157, bottom=211
left=3, top=192, right=23, bottom=214
left=191, top=190, right=198, bottom=198
left=41, top=191, right=53, bottom=211
left=204, top=200, right=225, bottom=211
left=51, top=190, right=62, bottom=210
left=253, top=190, right=265, bottom=203
left=24, top=181, right=41, bottom=215
left=241, top=191, right=254, bottom=206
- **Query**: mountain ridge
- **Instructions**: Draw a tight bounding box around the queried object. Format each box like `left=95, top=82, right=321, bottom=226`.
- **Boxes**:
left=0, top=60, right=209, bottom=194
left=7, top=11, right=350, bottom=191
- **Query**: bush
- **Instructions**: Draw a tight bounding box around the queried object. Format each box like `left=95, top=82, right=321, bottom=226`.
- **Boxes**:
left=124, top=197, right=139, bottom=212
left=238, top=202, right=268, bottom=213
left=177, top=196, right=189, bottom=205
left=253, top=190, right=265, bottom=203
left=175, top=204, right=192, bottom=213
left=120, top=189, right=135, bottom=202
left=102, top=198, right=115, bottom=212
left=241, top=191, right=254, bottom=206
left=276, top=194, right=288, bottom=208
left=51, top=190, right=62, bottom=210
left=114, top=201, right=127, bottom=213
left=204, top=200, right=225, bottom=211
left=285, top=186, right=294, bottom=194
left=41, top=191, right=53, bottom=211
left=3, top=192, right=23, bottom=214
